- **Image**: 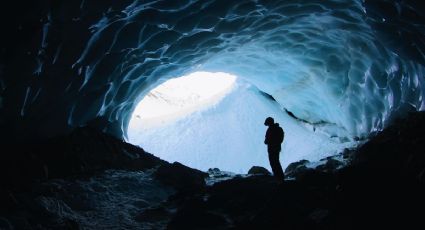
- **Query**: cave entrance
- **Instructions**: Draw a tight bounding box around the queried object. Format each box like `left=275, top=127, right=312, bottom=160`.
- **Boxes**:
left=127, top=71, right=351, bottom=173
left=128, top=71, right=237, bottom=130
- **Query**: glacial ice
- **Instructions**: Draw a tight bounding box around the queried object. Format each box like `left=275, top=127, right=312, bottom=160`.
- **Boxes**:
left=66, top=0, right=425, bottom=140
left=4, top=0, right=425, bottom=147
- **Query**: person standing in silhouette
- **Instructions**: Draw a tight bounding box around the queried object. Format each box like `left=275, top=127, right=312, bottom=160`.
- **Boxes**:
left=264, top=117, right=285, bottom=180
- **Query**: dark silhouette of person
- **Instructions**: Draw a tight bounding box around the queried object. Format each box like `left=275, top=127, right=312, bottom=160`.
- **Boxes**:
left=264, top=117, right=285, bottom=180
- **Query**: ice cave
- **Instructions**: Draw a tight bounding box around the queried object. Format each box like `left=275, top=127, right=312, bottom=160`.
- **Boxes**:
left=1, top=0, right=425, bottom=229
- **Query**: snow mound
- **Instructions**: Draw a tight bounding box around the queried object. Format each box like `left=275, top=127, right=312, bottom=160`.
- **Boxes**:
left=129, top=75, right=354, bottom=173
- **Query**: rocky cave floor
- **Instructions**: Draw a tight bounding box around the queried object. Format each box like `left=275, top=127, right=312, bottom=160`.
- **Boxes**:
left=1, top=112, right=425, bottom=229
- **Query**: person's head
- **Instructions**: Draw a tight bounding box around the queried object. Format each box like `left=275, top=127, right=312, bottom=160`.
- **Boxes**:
left=264, top=117, right=274, bottom=126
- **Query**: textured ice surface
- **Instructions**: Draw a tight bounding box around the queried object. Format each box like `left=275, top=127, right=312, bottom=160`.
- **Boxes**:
left=69, top=0, right=425, bottom=140
left=128, top=75, right=354, bottom=173
left=3, top=0, right=425, bottom=143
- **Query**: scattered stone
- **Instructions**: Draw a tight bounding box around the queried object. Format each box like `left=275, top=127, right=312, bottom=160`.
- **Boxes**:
left=168, top=210, right=228, bottom=230
left=316, top=158, right=343, bottom=172
left=135, top=207, right=171, bottom=222
left=0, top=126, right=167, bottom=188
left=341, top=148, right=357, bottom=163
left=62, top=218, right=80, bottom=230
left=285, top=159, right=310, bottom=178
left=167, top=197, right=228, bottom=230
left=206, top=168, right=238, bottom=186
left=0, top=217, right=12, bottom=230
left=248, top=166, right=271, bottom=175
left=309, top=208, right=329, bottom=224
left=155, top=162, right=208, bottom=191
left=3, top=112, right=425, bottom=229
left=207, top=168, right=224, bottom=177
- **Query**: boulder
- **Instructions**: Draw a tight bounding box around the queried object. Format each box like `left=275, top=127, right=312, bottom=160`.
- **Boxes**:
left=135, top=207, right=171, bottom=222
left=248, top=166, right=271, bottom=175
left=316, top=158, right=343, bottom=172
left=207, top=168, right=223, bottom=177
left=155, top=162, right=208, bottom=191
left=285, top=160, right=310, bottom=178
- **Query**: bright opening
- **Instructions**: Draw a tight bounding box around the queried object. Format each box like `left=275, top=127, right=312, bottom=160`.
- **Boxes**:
left=128, top=71, right=353, bottom=173
left=129, top=72, right=237, bottom=129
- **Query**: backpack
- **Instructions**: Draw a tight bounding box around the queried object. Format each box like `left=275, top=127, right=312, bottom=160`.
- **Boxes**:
left=276, top=125, right=284, bottom=144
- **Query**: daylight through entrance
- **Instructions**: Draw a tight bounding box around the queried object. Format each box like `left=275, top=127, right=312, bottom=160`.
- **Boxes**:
left=127, top=72, right=352, bottom=173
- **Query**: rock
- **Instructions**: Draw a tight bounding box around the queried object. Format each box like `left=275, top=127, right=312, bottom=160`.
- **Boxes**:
left=208, top=168, right=220, bottom=173
left=309, top=208, right=329, bottom=224
left=155, top=162, right=208, bottom=191
left=295, top=169, right=335, bottom=186
left=133, top=199, right=150, bottom=209
left=167, top=197, right=228, bottom=230
left=168, top=210, right=228, bottom=230
left=62, top=218, right=80, bottom=230
left=3, top=111, right=425, bottom=229
left=248, top=166, right=271, bottom=175
left=0, top=217, right=12, bottom=230
left=342, top=148, right=356, bottom=160
left=0, top=126, right=167, bottom=189
left=205, top=168, right=238, bottom=186
left=207, top=168, right=224, bottom=177
left=135, top=207, right=171, bottom=222
left=285, top=160, right=310, bottom=178
left=316, top=158, right=343, bottom=172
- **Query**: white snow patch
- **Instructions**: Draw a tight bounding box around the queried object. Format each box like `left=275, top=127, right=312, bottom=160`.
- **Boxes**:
left=128, top=72, right=355, bottom=173
left=129, top=71, right=236, bottom=129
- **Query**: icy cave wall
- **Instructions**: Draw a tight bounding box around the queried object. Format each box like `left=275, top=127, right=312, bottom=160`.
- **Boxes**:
left=0, top=0, right=425, bottom=143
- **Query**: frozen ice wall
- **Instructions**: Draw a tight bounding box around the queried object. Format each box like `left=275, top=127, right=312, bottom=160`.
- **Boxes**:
left=1, top=0, right=425, bottom=144
left=128, top=73, right=354, bottom=173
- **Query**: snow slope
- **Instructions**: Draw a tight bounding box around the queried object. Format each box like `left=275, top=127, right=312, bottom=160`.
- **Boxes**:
left=128, top=74, right=354, bottom=173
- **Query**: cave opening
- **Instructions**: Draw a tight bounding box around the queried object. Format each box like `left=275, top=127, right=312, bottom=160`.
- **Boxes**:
left=127, top=71, right=354, bottom=173
left=2, top=0, right=425, bottom=228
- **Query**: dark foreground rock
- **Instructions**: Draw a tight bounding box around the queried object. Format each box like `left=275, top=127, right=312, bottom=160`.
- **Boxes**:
left=155, top=162, right=208, bottom=191
left=1, top=112, right=425, bottom=229
left=316, top=157, right=343, bottom=172
left=166, top=112, right=425, bottom=229
left=0, top=126, right=167, bottom=190
left=285, top=159, right=310, bottom=178
left=248, top=166, right=271, bottom=175
left=0, top=126, right=205, bottom=229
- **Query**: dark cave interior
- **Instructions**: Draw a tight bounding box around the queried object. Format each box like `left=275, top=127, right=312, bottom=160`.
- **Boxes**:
left=0, top=0, right=425, bottom=229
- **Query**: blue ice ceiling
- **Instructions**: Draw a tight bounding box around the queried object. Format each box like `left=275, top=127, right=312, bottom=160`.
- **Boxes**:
left=1, top=0, right=424, bottom=143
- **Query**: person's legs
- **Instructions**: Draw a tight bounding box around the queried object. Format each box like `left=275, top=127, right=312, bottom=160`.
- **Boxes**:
left=268, top=147, right=284, bottom=180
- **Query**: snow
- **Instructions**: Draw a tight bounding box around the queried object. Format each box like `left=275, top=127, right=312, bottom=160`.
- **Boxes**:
left=129, top=72, right=236, bottom=129
left=128, top=72, right=354, bottom=173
